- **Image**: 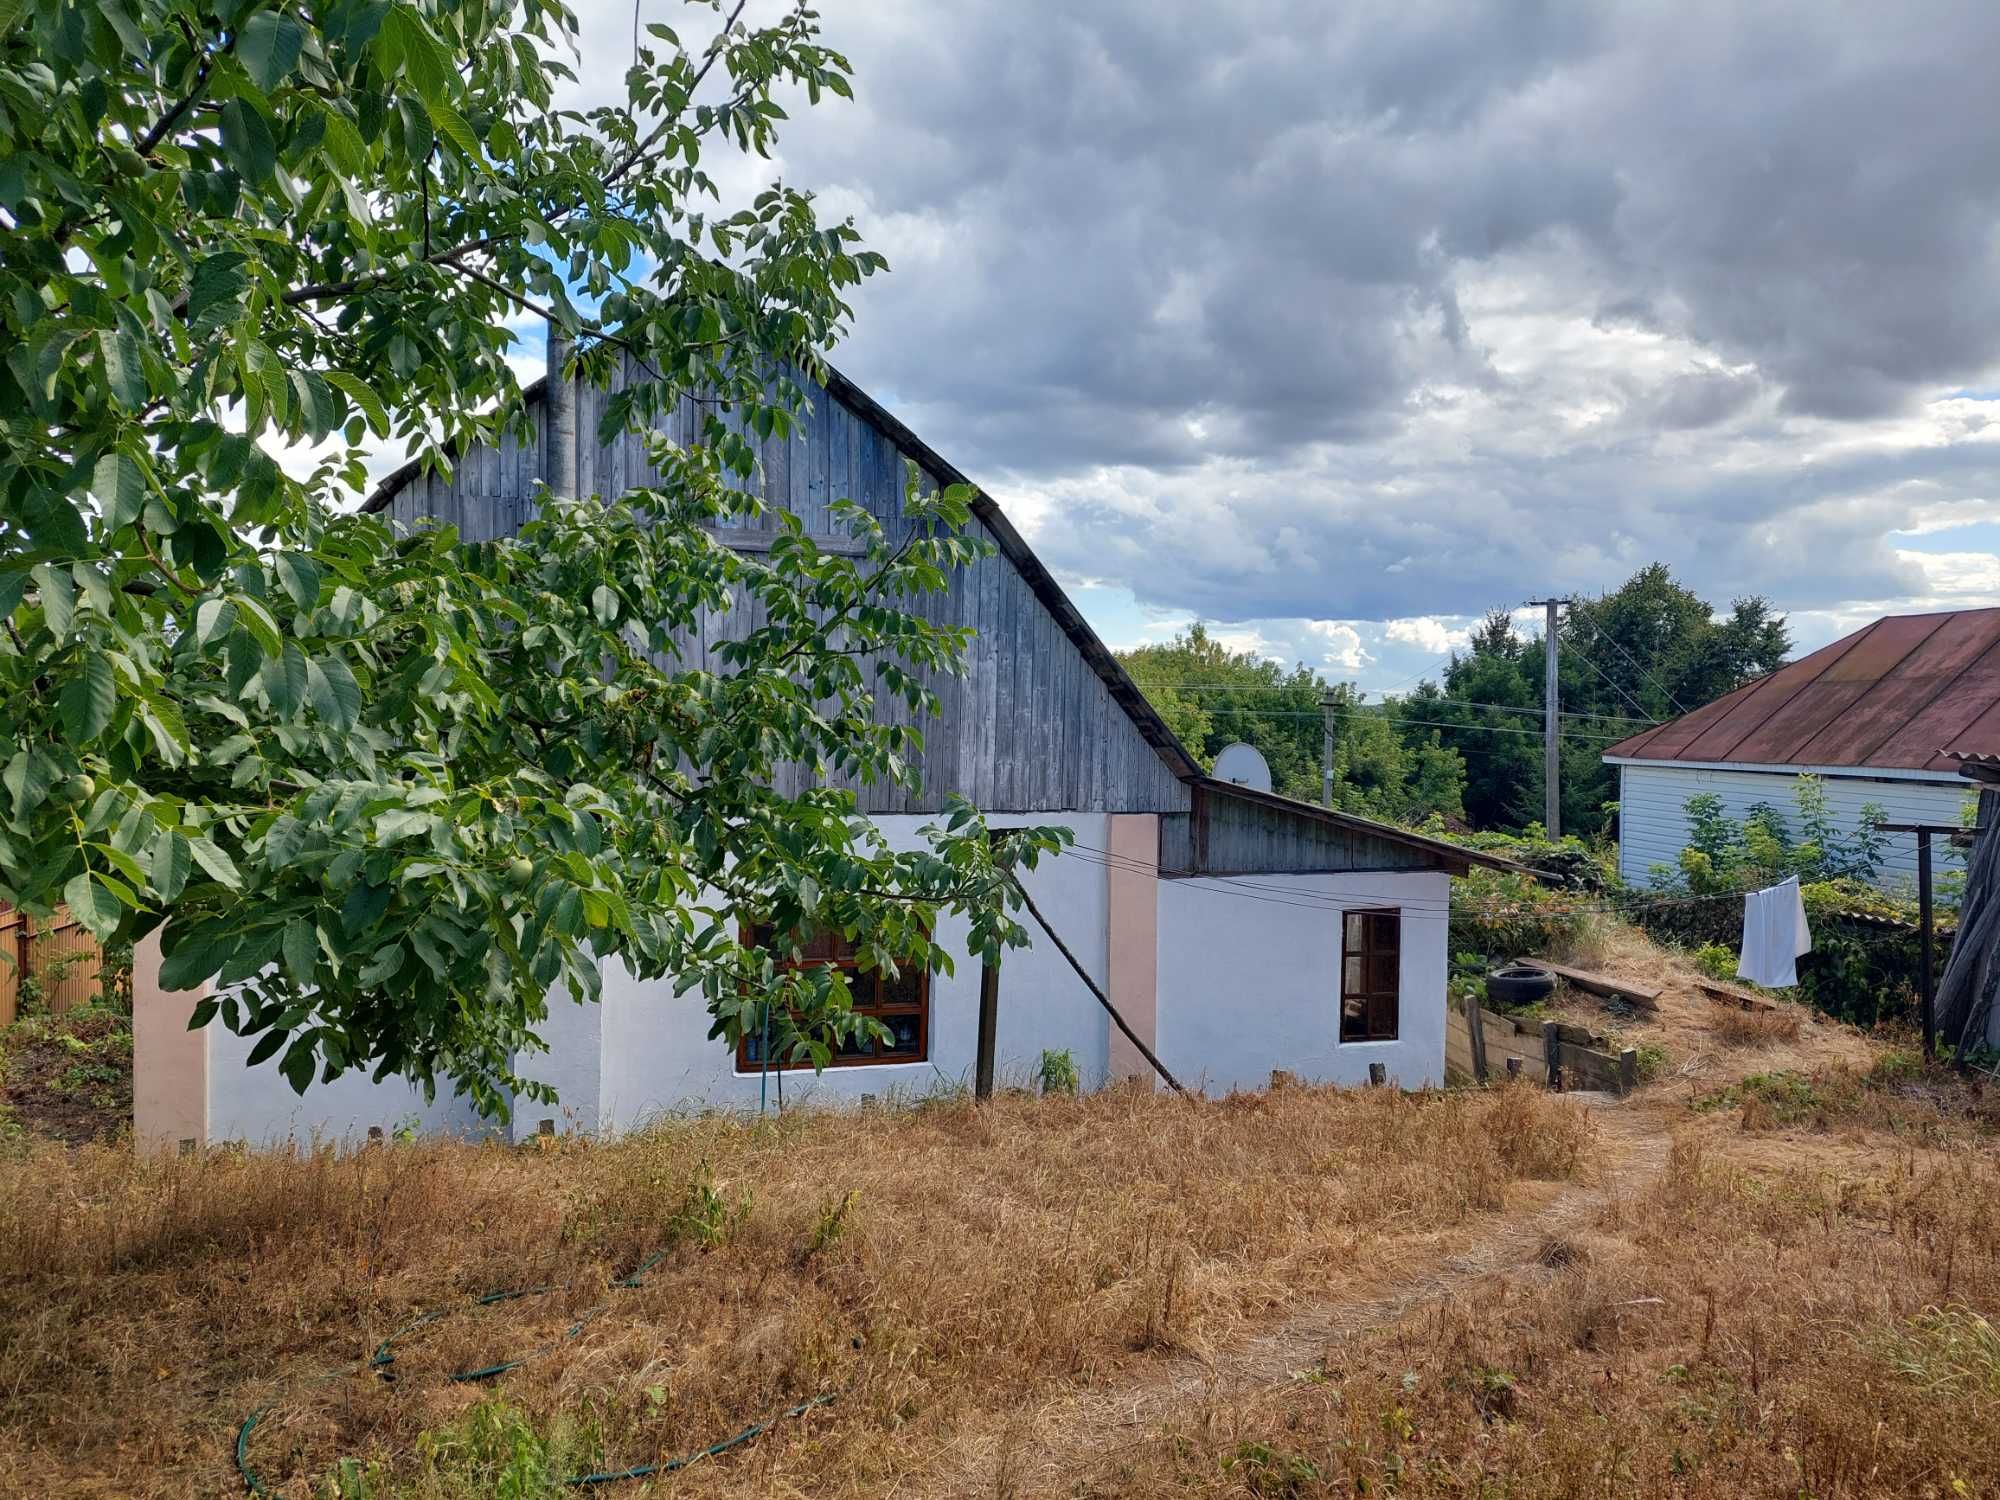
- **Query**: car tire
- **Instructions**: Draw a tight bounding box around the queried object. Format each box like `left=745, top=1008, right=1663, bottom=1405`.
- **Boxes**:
left=1486, top=963, right=1556, bottom=1007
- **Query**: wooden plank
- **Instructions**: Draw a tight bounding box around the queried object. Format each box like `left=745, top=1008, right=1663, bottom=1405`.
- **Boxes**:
left=1555, top=1039, right=1637, bottom=1096
left=1528, top=958, right=1662, bottom=1010
left=1463, top=991, right=1489, bottom=1081
left=1445, top=1031, right=1476, bottom=1078
left=1698, top=980, right=1778, bottom=1013
left=1480, top=1031, right=1549, bottom=1068
left=1478, top=1006, right=1541, bottom=1040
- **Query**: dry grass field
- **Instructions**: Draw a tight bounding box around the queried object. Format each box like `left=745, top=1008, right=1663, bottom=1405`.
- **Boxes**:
left=1, top=929, right=1995, bottom=1498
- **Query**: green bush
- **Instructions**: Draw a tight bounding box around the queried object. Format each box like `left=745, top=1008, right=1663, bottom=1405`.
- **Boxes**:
left=1422, top=818, right=1618, bottom=893
left=1449, top=867, right=1593, bottom=962
left=1694, top=944, right=1737, bottom=980
left=1037, top=1048, right=1079, bottom=1096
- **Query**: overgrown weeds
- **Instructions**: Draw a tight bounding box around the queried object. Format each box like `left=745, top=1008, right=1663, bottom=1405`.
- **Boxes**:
left=1080, top=1122, right=2000, bottom=1497
left=0, top=1081, right=1592, bottom=1496
left=1711, top=1002, right=1803, bottom=1047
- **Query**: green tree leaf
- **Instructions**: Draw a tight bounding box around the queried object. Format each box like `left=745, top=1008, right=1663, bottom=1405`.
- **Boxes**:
left=187, top=833, right=243, bottom=890
left=274, top=553, right=323, bottom=611
left=238, top=9, right=305, bottom=91
left=58, top=651, right=115, bottom=742
left=219, top=97, right=277, bottom=184
left=152, top=830, right=192, bottom=903
left=63, top=872, right=124, bottom=941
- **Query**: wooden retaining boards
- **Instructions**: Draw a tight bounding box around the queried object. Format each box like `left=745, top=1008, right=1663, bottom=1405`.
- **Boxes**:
left=1527, top=958, right=1661, bottom=1011
left=1552, top=1035, right=1640, bottom=1095
left=1446, top=996, right=1638, bottom=1095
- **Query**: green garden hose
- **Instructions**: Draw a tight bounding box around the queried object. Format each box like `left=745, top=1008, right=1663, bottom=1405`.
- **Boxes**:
left=566, top=1395, right=836, bottom=1487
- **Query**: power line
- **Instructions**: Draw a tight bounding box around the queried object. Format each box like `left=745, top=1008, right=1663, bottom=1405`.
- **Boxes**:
left=1133, top=683, right=1653, bottom=725
left=1164, top=709, right=1632, bottom=743
left=1569, top=609, right=1691, bottom=717
left=1561, top=641, right=1658, bottom=726
left=1056, top=840, right=1938, bottom=939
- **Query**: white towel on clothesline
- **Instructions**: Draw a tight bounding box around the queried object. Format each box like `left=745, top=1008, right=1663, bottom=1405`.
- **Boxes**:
left=1737, top=875, right=1812, bottom=988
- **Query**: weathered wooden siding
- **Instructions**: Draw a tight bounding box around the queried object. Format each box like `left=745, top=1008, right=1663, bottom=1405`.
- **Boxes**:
left=378, top=361, right=1190, bottom=815
left=1159, top=786, right=1445, bottom=876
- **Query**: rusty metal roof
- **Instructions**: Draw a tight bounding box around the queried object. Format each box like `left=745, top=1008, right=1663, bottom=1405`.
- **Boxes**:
left=1603, top=607, right=2000, bottom=773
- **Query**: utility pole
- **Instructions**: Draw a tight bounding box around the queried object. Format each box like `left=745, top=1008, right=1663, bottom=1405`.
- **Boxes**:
left=545, top=322, right=577, bottom=502
left=1527, top=598, right=1566, bottom=837
left=1321, top=690, right=1338, bottom=807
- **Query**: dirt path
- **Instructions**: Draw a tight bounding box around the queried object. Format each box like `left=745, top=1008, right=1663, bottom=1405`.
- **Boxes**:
left=916, top=1092, right=1676, bottom=1498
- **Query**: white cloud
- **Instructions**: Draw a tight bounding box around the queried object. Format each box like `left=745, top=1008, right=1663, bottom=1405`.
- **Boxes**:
left=1383, top=616, right=1473, bottom=656
left=1304, top=620, right=1372, bottom=672
left=549, top=0, right=2000, bottom=661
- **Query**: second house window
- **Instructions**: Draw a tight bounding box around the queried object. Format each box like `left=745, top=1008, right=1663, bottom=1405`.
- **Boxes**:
left=1340, top=909, right=1401, bottom=1043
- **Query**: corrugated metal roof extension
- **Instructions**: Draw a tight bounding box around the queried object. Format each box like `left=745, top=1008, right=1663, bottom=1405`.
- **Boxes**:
left=1604, top=607, right=2000, bottom=773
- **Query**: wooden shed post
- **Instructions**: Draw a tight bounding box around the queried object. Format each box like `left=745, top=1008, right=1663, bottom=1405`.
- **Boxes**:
left=1463, top=993, right=1490, bottom=1083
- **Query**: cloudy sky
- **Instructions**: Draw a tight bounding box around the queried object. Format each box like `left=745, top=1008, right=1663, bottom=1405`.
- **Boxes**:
left=543, top=0, right=2000, bottom=694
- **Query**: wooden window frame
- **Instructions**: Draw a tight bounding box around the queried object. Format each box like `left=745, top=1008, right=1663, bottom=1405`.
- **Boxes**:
left=1339, top=908, right=1401, bottom=1044
left=734, top=925, right=930, bottom=1072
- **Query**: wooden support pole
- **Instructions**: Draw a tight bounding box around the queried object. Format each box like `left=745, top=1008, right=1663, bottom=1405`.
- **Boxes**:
left=974, top=956, right=999, bottom=1101
left=1463, top=991, right=1490, bottom=1083
left=1918, top=830, right=1936, bottom=1060
left=1009, top=873, right=1186, bottom=1095
left=1875, top=819, right=1974, bottom=1060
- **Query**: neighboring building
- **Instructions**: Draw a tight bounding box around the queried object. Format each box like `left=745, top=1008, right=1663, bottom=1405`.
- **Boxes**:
left=135, top=356, right=1510, bottom=1150
left=1604, top=607, right=1999, bottom=890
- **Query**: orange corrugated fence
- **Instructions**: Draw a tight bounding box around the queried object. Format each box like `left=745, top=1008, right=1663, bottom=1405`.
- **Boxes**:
left=0, top=906, right=107, bottom=1026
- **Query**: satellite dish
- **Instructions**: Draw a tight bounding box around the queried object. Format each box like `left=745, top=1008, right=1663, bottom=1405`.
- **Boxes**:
left=1212, top=742, right=1273, bottom=793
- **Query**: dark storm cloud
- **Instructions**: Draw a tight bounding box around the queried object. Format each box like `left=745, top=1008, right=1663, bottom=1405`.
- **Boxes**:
left=565, top=0, right=2000, bottom=633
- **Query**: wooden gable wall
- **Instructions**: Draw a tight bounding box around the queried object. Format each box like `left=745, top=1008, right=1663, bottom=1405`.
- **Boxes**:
left=374, top=357, right=1191, bottom=816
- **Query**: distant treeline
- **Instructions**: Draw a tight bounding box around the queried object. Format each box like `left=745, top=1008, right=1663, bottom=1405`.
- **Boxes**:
left=1118, top=564, right=1790, bottom=837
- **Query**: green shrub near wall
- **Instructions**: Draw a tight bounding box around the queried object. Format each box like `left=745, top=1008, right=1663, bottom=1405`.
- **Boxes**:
left=1448, top=867, right=1596, bottom=961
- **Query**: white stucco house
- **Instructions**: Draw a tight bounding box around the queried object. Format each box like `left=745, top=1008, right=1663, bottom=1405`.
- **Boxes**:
left=1605, top=607, right=1998, bottom=891
left=134, top=354, right=1510, bottom=1151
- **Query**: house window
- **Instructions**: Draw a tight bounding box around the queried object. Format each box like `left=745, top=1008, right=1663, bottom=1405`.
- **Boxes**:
left=1340, top=909, right=1400, bottom=1043
left=736, top=926, right=928, bottom=1070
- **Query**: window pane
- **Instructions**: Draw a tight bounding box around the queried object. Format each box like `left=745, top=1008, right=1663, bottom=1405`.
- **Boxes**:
left=1370, top=994, right=1398, bottom=1040
left=880, top=1014, right=921, bottom=1056
left=1367, top=912, right=1399, bottom=951
left=880, top=963, right=925, bottom=1010
left=1343, top=956, right=1364, bottom=995
left=1345, top=913, right=1363, bottom=948
left=1369, top=954, right=1399, bottom=994
left=1341, top=994, right=1367, bottom=1041
left=802, top=929, right=851, bottom=962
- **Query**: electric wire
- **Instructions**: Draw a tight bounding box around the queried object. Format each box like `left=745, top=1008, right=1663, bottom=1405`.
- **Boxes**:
left=1053, top=839, right=1945, bottom=938
left=1570, top=609, right=1691, bottom=716
left=1560, top=639, right=1658, bottom=725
